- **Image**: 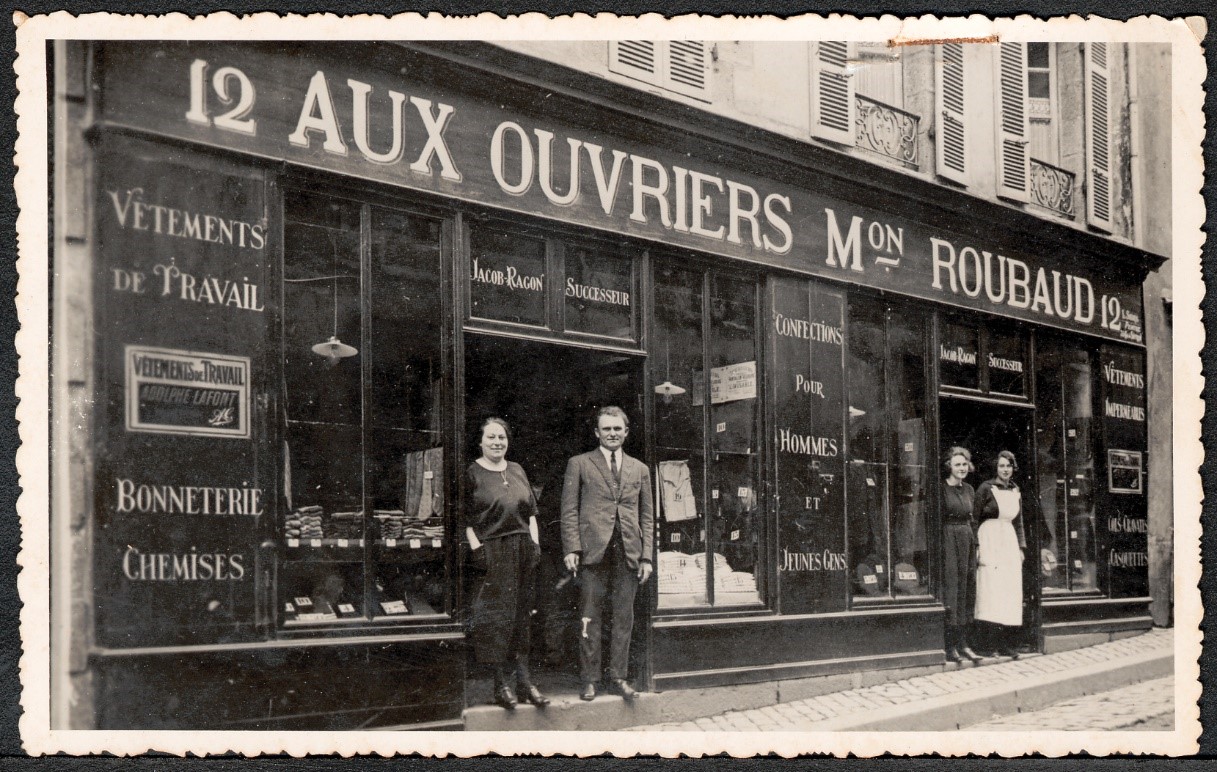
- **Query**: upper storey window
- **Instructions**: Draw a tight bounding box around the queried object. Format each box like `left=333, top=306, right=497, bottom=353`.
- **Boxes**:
left=608, top=41, right=712, bottom=101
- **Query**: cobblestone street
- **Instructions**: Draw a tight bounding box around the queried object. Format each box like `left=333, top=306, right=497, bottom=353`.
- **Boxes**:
left=965, top=676, right=1174, bottom=731
left=628, top=629, right=1173, bottom=732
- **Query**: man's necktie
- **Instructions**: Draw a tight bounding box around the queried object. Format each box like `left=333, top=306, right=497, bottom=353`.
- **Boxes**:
left=610, top=451, right=619, bottom=483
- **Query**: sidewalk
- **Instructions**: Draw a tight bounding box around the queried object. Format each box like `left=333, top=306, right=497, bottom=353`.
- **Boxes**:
left=628, top=628, right=1173, bottom=732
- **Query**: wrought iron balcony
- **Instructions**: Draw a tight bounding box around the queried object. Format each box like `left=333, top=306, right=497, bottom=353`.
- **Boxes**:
left=1029, top=158, right=1077, bottom=219
left=854, top=94, right=919, bottom=168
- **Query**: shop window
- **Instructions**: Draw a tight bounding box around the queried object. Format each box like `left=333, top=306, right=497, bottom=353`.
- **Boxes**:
left=564, top=242, right=635, bottom=340
left=938, top=319, right=980, bottom=390
left=846, top=298, right=931, bottom=601
left=654, top=264, right=761, bottom=609
left=281, top=191, right=446, bottom=625
left=468, top=226, right=547, bottom=327
left=986, top=321, right=1029, bottom=397
left=1036, top=340, right=1098, bottom=593
left=608, top=41, right=712, bottom=101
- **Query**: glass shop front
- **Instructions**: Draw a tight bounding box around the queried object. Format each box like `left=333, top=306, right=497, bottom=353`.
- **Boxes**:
left=73, top=40, right=1155, bottom=729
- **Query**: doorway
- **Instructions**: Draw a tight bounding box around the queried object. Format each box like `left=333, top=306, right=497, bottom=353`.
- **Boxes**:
left=939, top=396, right=1041, bottom=652
left=462, top=333, right=646, bottom=698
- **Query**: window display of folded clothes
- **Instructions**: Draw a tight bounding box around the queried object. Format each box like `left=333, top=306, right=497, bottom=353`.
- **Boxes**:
left=287, top=505, right=324, bottom=540
left=657, top=550, right=703, bottom=594
left=374, top=510, right=406, bottom=539
left=327, top=511, right=364, bottom=539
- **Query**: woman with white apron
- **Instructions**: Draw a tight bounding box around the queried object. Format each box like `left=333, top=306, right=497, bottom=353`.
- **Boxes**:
left=973, top=450, right=1027, bottom=659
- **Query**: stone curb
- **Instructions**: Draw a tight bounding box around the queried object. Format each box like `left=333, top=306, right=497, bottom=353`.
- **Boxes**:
left=805, top=646, right=1174, bottom=732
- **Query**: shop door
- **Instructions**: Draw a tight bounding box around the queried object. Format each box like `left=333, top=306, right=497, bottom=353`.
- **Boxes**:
left=939, top=397, right=1041, bottom=651
left=462, top=333, right=647, bottom=691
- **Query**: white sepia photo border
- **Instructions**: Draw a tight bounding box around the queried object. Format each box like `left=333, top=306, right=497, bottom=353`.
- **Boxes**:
left=14, top=11, right=1206, bottom=757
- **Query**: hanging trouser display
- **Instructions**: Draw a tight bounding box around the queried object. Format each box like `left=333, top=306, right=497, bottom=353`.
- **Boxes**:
left=402, top=446, right=444, bottom=521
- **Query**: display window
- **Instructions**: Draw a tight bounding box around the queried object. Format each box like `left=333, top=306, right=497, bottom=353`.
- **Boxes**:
left=280, top=190, right=448, bottom=625
left=653, top=262, right=762, bottom=609
left=469, top=225, right=548, bottom=327
left=1036, top=339, right=1098, bottom=594
left=845, top=297, right=931, bottom=601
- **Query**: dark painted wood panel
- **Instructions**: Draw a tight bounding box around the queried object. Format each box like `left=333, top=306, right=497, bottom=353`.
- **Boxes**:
left=652, top=607, right=944, bottom=678
left=95, top=638, right=464, bottom=730
left=1041, top=596, right=1152, bottom=628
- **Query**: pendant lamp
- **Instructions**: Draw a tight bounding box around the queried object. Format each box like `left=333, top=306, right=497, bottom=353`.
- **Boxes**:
left=654, top=341, right=686, bottom=403
left=312, top=234, right=358, bottom=367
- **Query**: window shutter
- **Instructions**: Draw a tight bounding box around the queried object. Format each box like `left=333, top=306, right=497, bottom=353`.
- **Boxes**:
left=1084, top=42, right=1114, bottom=231
left=665, top=41, right=711, bottom=99
left=935, top=43, right=968, bottom=184
left=609, top=41, right=662, bottom=87
left=994, top=42, right=1031, bottom=202
left=810, top=41, right=856, bottom=145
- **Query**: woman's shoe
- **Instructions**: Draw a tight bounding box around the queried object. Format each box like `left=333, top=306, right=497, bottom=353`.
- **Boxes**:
left=959, top=646, right=983, bottom=664
left=493, top=684, right=518, bottom=710
left=517, top=682, right=551, bottom=707
left=944, top=647, right=962, bottom=663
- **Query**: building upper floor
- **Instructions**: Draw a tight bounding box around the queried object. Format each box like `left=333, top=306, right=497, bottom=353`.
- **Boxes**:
left=493, top=40, right=1173, bottom=259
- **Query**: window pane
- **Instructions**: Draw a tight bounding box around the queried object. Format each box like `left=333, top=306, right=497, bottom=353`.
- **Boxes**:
left=1063, top=351, right=1098, bottom=590
left=282, top=194, right=366, bottom=624
left=846, top=300, right=890, bottom=598
left=987, top=322, right=1029, bottom=396
left=564, top=243, right=634, bottom=340
left=887, top=309, right=930, bottom=596
left=939, top=319, right=980, bottom=390
left=1028, top=71, right=1051, bottom=100
left=1027, top=42, right=1050, bottom=69
left=469, top=226, right=547, bottom=326
left=708, top=275, right=760, bottom=605
left=654, top=263, right=706, bottom=608
left=369, top=207, right=446, bottom=619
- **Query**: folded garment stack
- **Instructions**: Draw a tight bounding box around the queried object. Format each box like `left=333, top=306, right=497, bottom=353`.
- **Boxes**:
left=290, top=506, right=324, bottom=540
left=327, top=511, right=364, bottom=539
left=374, top=510, right=406, bottom=540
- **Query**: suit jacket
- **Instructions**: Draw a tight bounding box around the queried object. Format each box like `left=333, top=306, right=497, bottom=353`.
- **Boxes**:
left=561, top=449, right=654, bottom=569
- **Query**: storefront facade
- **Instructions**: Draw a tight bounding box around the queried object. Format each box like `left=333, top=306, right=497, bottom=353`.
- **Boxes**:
left=52, top=40, right=1161, bottom=729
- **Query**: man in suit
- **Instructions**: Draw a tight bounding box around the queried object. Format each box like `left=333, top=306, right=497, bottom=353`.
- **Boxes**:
left=561, top=406, right=654, bottom=701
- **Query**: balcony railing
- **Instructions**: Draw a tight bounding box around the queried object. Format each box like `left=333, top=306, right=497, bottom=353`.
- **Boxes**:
left=1029, top=158, right=1077, bottom=219
left=854, top=94, right=919, bottom=168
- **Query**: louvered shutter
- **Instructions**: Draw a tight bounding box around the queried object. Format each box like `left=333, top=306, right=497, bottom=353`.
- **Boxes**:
left=811, top=41, right=856, bottom=145
left=665, top=41, right=711, bottom=99
left=994, top=42, right=1031, bottom=202
left=1084, top=42, right=1114, bottom=231
left=935, top=43, right=968, bottom=184
left=609, top=41, right=662, bottom=87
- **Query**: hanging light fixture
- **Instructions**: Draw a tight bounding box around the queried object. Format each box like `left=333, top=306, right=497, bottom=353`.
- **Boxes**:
left=654, top=341, right=686, bottom=403
left=311, top=233, right=358, bottom=367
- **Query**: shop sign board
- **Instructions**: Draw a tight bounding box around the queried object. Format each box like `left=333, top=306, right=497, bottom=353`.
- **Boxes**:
left=710, top=361, right=757, bottom=404
left=94, top=136, right=269, bottom=648
left=1098, top=345, right=1149, bottom=598
left=770, top=278, right=848, bottom=614
left=99, top=41, right=1145, bottom=345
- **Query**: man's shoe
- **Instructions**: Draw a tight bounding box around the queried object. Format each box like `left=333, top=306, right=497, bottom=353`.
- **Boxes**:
left=579, top=683, right=596, bottom=701
left=944, top=647, right=962, bottom=663
left=493, top=684, right=518, bottom=710
left=607, top=679, right=637, bottom=700
left=518, top=682, right=551, bottom=707
left=959, top=646, right=983, bottom=664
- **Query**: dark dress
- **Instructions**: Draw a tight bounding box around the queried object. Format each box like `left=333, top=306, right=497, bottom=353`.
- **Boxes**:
left=941, top=480, right=976, bottom=627
left=465, top=461, right=540, bottom=664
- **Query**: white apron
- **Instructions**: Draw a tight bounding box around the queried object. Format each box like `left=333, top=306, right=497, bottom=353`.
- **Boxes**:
left=975, top=487, right=1023, bottom=626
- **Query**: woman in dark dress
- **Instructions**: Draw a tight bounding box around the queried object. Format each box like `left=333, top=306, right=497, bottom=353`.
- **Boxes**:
left=941, top=446, right=982, bottom=664
left=465, top=417, right=550, bottom=709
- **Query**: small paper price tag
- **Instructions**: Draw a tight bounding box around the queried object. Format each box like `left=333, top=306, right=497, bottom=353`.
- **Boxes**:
left=294, top=596, right=312, bottom=608
left=1068, top=429, right=1077, bottom=438
left=287, top=538, right=299, bottom=547
left=409, top=539, right=422, bottom=549
left=337, top=539, right=349, bottom=548
left=738, top=486, right=750, bottom=498
left=711, top=489, right=719, bottom=500
left=385, top=538, right=397, bottom=547
left=284, top=602, right=296, bottom=613
left=716, top=422, right=726, bottom=433
left=424, top=471, right=434, bottom=479
left=338, top=603, right=355, bottom=615
left=699, top=529, right=706, bottom=542
left=1074, top=559, right=1083, bottom=568
left=1070, top=488, right=1080, bottom=497
left=904, top=442, right=914, bottom=452
left=432, top=538, right=442, bottom=548
left=1070, top=531, right=1078, bottom=539
left=898, top=571, right=917, bottom=581
left=874, top=564, right=884, bottom=574
left=730, top=530, right=740, bottom=541
left=863, top=574, right=877, bottom=585
left=309, top=539, right=322, bottom=548
left=671, top=533, right=681, bottom=543
left=866, top=477, right=876, bottom=487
